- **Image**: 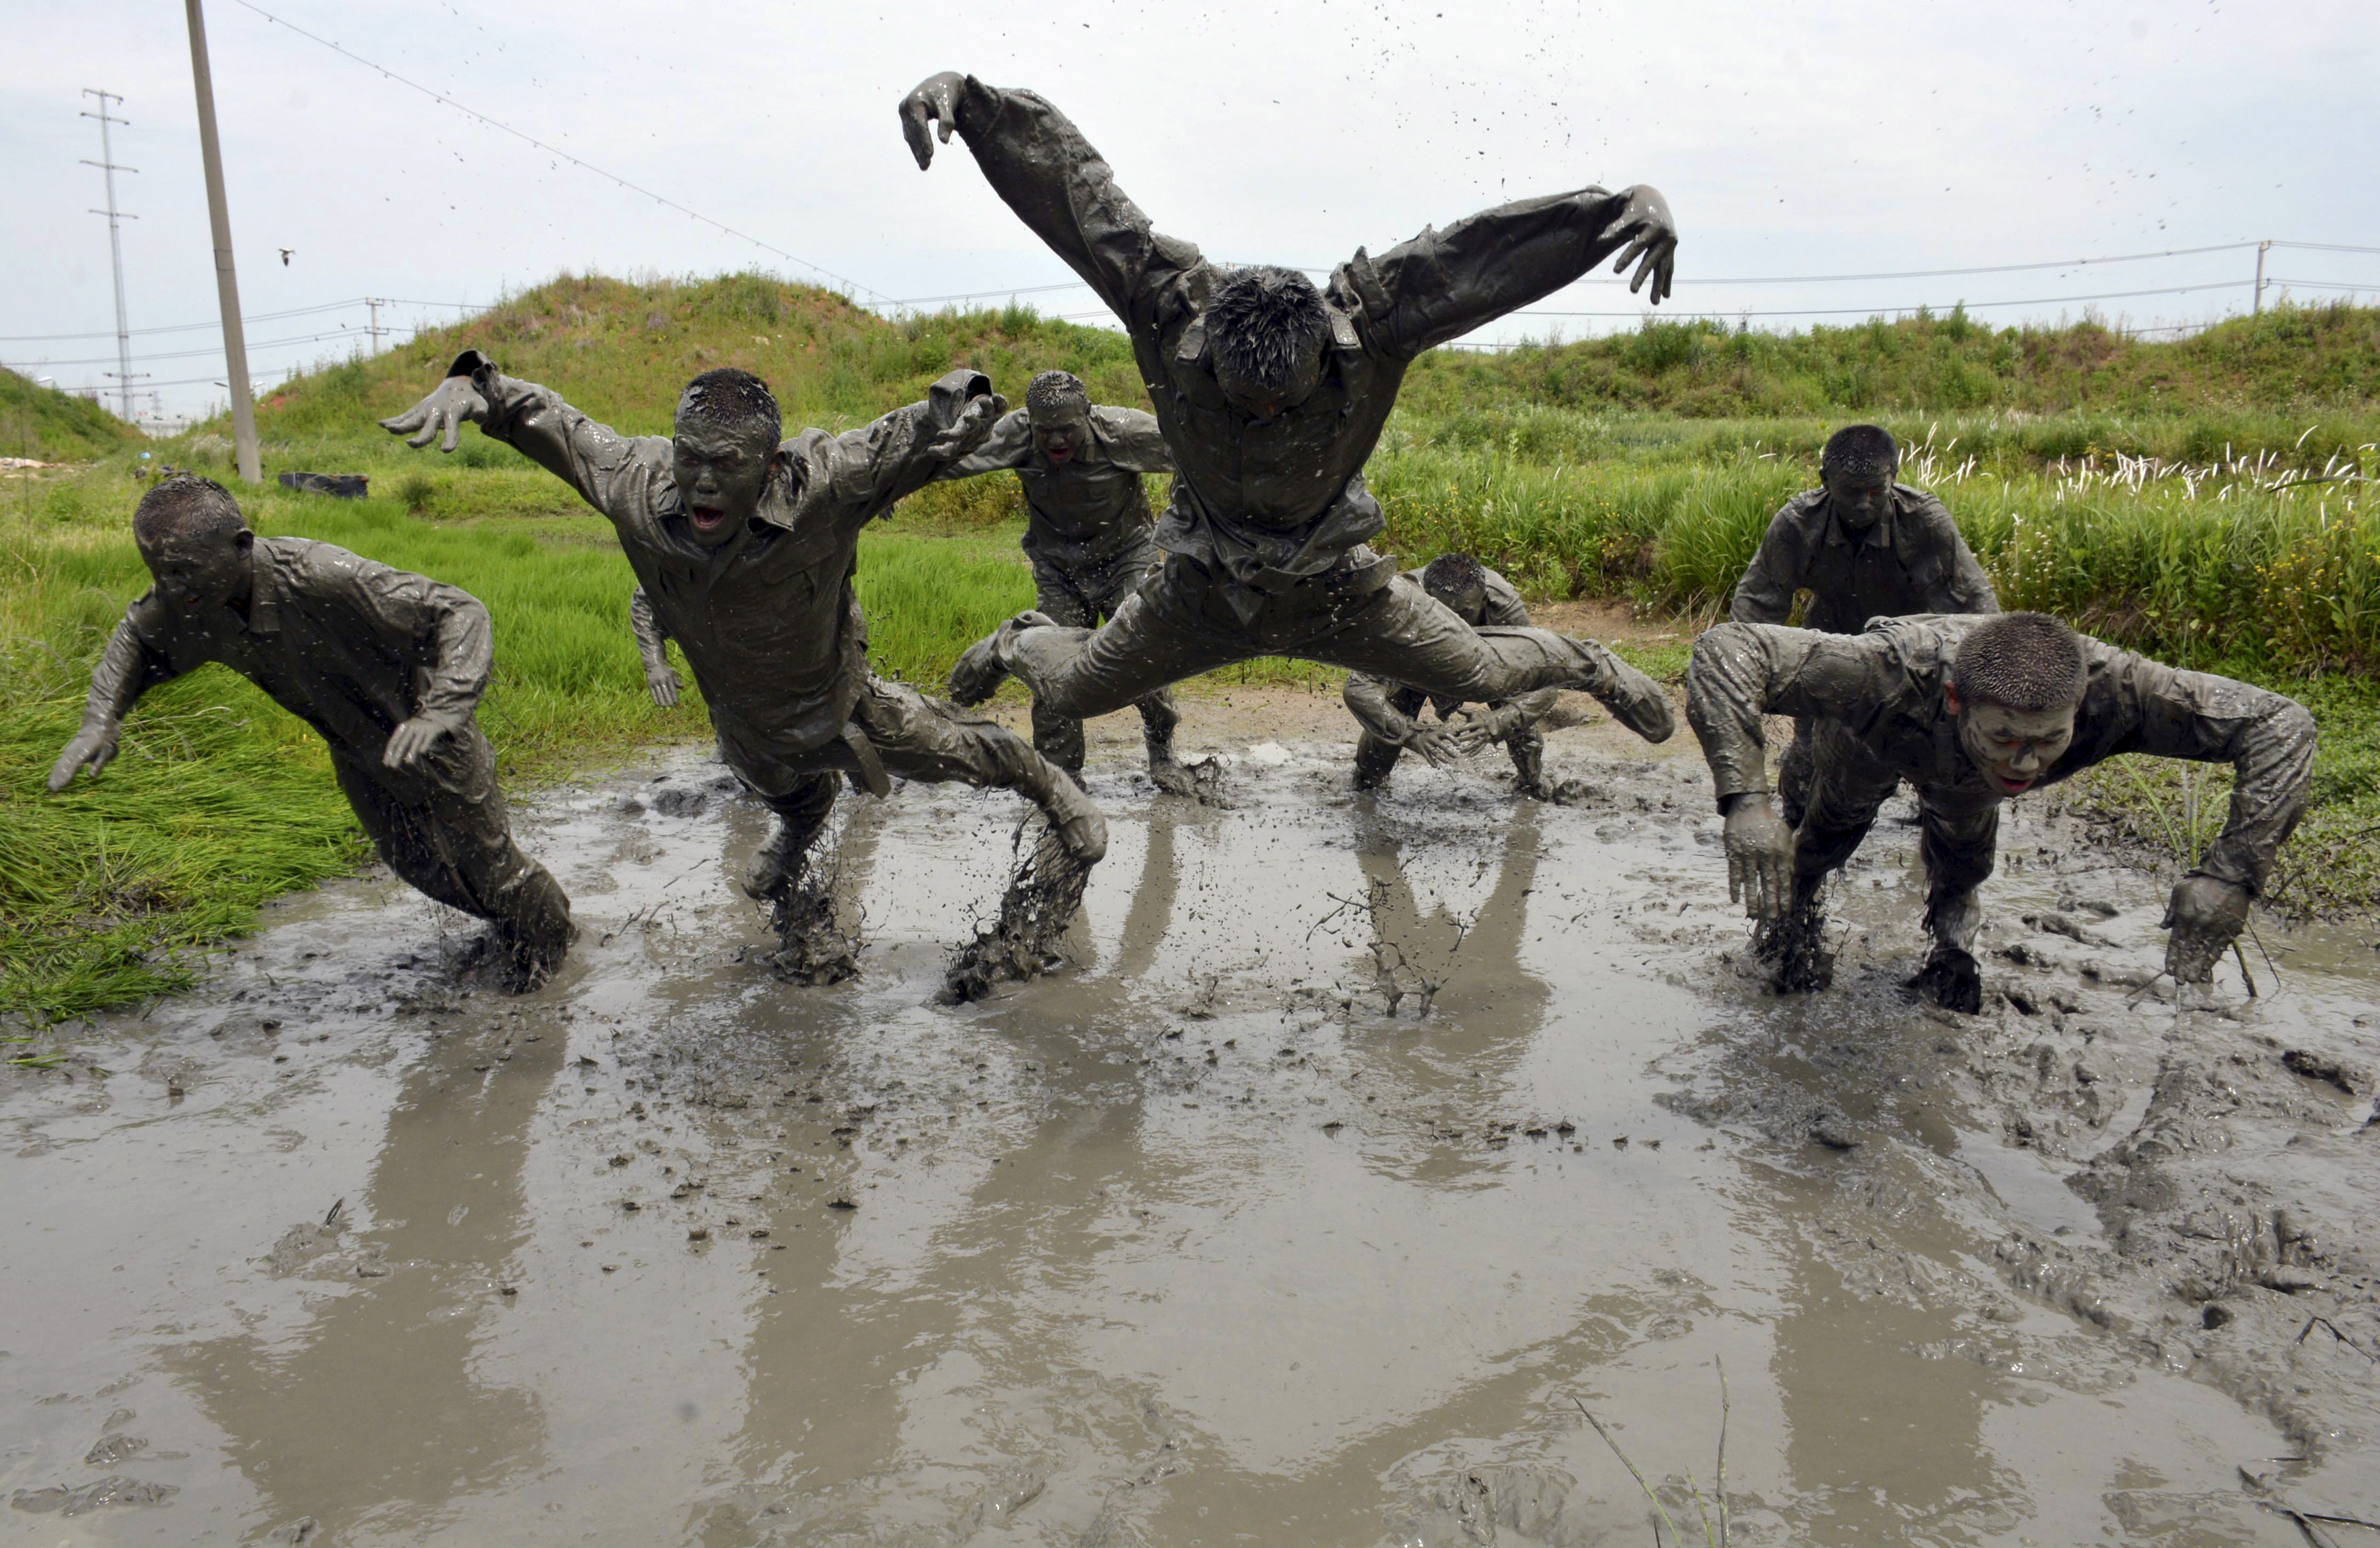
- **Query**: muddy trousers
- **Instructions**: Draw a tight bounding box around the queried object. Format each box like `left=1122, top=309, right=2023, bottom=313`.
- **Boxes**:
left=1790, top=719, right=2000, bottom=952
left=1352, top=685, right=1545, bottom=792
left=330, top=727, right=572, bottom=952
left=1006, top=555, right=1627, bottom=719
left=734, top=673, right=1083, bottom=884
left=1029, top=546, right=1178, bottom=774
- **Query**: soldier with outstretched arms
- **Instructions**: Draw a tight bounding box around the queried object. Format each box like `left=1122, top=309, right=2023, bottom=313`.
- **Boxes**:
left=47, top=473, right=575, bottom=986
left=381, top=356, right=1106, bottom=984
left=932, top=369, right=1195, bottom=790
left=1343, top=553, right=1561, bottom=797
left=1731, top=423, right=1999, bottom=823
left=1687, top=610, right=2314, bottom=1011
left=899, top=73, right=1680, bottom=744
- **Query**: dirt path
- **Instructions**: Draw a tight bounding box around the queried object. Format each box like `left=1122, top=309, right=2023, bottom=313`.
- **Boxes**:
left=3, top=727, right=2375, bottom=1545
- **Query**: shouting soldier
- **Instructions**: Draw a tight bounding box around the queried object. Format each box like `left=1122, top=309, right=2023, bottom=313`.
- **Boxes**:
left=382, top=355, right=1106, bottom=985
left=899, top=72, right=1679, bottom=746
left=1687, top=611, right=2314, bottom=1011
left=1344, top=553, right=1559, bottom=798
left=1731, top=423, right=1999, bottom=823
left=933, top=369, right=1195, bottom=791
left=47, top=474, right=574, bottom=986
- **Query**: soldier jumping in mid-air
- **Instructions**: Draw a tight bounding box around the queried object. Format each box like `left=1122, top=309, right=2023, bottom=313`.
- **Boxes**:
left=932, top=369, right=1197, bottom=792
left=898, top=72, right=1680, bottom=746
left=382, top=355, right=1106, bottom=986
left=1343, top=553, right=1559, bottom=798
left=1688, top=610, right=2314, bottom=1011
left=1731, top=423, right=1999, bottom=823
left=47, top=474, right=575, bottom=986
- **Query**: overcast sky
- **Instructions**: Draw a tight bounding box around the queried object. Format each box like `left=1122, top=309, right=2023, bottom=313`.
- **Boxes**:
left=5, top=0, right=2376, bottom=421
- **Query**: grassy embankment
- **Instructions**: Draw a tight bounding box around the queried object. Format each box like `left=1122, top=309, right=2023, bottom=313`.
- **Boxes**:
left=5, top=275, right=2378, bottom=1029
left=1, top=368, right=146, bottom=462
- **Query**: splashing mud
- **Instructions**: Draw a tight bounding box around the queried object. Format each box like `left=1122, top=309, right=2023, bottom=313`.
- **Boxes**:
left=2, top=731, right=2375, bottom=1545
left=940, top=823, right=1097, bottom=1005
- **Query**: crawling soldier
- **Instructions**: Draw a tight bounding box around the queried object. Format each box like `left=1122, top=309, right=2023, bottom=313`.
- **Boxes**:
left=1344, top=553, right=1559, bottom=798
left=932, top=369, right=1195, bottom=791
left=381, top=355, right=1106, bottom=983
left=1687, top=611, right=2314, bottom=1011
left=900, top=73, right=1679, bottom=744
left=1731, top=424, right=1999, bottom=824
left=48, top=473, right=575, bottom=985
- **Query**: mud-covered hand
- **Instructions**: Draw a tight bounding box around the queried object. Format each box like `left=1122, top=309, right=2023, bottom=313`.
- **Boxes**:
left=645, top=662, right=683, bottom=708
left=383, top=715, right=448, bottom=771
left=1724, top=793, right=1795, bottom=919
left=1600, top=186, right=1678, bottom=306
left=924, top=389, right=1009, bottom=462
left=379, top=351, right=493, bottom=453
left=46, top=721, right=120, bottom=791
left=2162, top=874, right=2251, bottom=984
left=900, top=71, right=968, bottom=169
left=1447, top=704, right=1518, bottom=751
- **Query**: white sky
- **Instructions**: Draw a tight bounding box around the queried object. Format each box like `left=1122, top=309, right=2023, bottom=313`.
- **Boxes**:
left=4, top=0, right=2376, bottom=421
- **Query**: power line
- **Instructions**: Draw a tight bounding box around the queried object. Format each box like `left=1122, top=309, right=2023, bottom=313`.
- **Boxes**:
left=0, top=296, right=475, bottom=343
left=226, top=0, right=885, bottom=304
left=7, top=325, right=397, bottom=370
left=1508, top=277, right=2256, bottom=320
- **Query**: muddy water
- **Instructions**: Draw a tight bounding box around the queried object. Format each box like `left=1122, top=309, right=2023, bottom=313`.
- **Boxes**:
left=4, top=739, right=2375, bottom=1545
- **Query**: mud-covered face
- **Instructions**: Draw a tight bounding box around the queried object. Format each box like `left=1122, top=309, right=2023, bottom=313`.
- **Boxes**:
left=1948, top=688, right=2078, bottom=795
left=1030, top=403, right=1091, bottom=466
left=1212, top=342, right=1325, bottom=422
left=139, top=525, right=254, bottom=614
left=1425, top=581, right=1489, bottom=625
left=1823, top=467, right=1895, bottom=533
left=671, top=420, right=780, bottom=548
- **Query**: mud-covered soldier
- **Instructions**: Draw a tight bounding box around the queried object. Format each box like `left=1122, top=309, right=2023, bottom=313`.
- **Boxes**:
left=900, top=73, right=1678, bottom=744
left=381, top=355, right=1107, bottom=982
left=934, top=369, right=1195, bottom=791
left=1688, top=611, right=2315, bottom=1012
left=1344, top=554, right=1559, bottom=798
left=1731, top=424, right=1999, bottom=824
left=48, top=474, right=575, bottom=984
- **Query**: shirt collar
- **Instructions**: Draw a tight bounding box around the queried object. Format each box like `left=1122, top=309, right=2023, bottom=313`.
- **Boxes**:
left=244, top=540, right=286, bottom=634
left=1820, top=485, right=1906, bottom=553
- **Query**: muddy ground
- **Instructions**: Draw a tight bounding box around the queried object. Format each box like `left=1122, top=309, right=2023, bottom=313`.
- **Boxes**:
left=4, top=687, right=2377, bottom=1547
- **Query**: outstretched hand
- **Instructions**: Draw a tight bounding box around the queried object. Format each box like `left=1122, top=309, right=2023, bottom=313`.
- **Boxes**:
left=926, top=390, right=1009, bottom=461
left=1446, top=705, right=1514, bottom=752
left=380, top=373, right=489, bottom=454
left=646, top=664, right=683, bottom=708
left=900, top=71, right=968, bottom=169
left=47, top=723, right=118, bottom=792
left=2162, top=874, right=2251, bottom=984
left=1724, top=793, right=1795, bottom=919
left=383, top=716, right=447, bottom=771
left=1599, top=186, right=1678, bottom=306
left=1403, top=721, right=1466, bottom=769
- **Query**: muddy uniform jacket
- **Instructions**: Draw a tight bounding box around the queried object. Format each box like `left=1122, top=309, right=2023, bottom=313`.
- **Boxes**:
left=941, top=405, right=1174, bottom=572
left=469, top=365, right=998, bottom=772
left=86, top=536, right=491, bottom=772
left=1343, top=567, right=1560, bottom=732
left=1729, top=484, right=1999, bottom=634
left=1686, top=616, right=2316, bottom=895
left=939, top=77, right=1661, bottom=619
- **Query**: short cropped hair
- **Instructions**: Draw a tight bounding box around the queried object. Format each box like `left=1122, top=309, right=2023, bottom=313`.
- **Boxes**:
left=1822, top=424, right=1899, bottom=483
left=676, top=367, right=781, bottom=446
left=1950, top=611, right=2088, bottom=712
left=1421, top=551, right=1488, bottom=604
left=1206, top=266, right=1329, bottom=390
left=133, top=473, right=247, bottom=547
left=1025, top=370, right=1089, bottom=425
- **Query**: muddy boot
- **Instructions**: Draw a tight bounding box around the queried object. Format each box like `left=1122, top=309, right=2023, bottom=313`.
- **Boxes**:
left=1352, top=731, right=1401, bottom=793
left=1038, top=770, right=1108, bottom=865
left=767, top=884, right=860, bottom=986
left=948, top=610, right=1059, bottom=708
left=1753, top=880, right=1834, bottom=993
left=1573, top=640, right=1676, bottom=744
left=939, top=822, right=1095, bottom=1004
left=1507, top=732, right=1548, bottom=800
left=1139, top=692, right=1202, bottom=797
left=1907, top=945, right=1982, bottom=1013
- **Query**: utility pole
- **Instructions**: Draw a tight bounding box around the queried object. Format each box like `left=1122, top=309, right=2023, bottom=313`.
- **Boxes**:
left=366, top=296, right=386, bottom=355
left=80, top=90, right=143, bottom=422
left=184, top=0, right=260, bottom=483
left=2254, top=239, right=2271, bottom=315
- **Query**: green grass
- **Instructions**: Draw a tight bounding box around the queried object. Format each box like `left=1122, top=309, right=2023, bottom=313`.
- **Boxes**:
left=1, top=368, right=145, bottom=462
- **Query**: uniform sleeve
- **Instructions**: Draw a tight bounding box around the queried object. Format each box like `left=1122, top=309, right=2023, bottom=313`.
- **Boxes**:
left=1091, top=407, right=1175, bottom=474
left=1330, top=186, right=1644, bottom=361
left=1342, top=671, right=1406, bottom=739
left=948, top=78, right=1204, bottom=331
left=1905, top=493, right=2000, bottom=615
left=80, top=599, right=182, bottom=728
left=2095, top=652, right=2315, bottom=895
left=628, top=586, right=672, bottom=673
left=816, top=368, right=1004, bottom=532
left=1729, top=502, right=1808, bottom=624
left=472, top=365, right=673, bottom=530
left=1686, top=622, right=1897, bottom=804
left=935, top=407, right=1035, bottom=480
left=307, top=547, right=494, bottom=731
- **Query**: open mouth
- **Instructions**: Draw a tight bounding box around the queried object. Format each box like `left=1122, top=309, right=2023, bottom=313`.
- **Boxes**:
left=688, top=505, right=728, bottom=531
left=1987, top=771, right=2036, bottom=795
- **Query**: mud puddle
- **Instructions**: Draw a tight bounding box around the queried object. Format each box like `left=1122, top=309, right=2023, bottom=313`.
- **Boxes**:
left=3, top=734, right=2376, bottom=1545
